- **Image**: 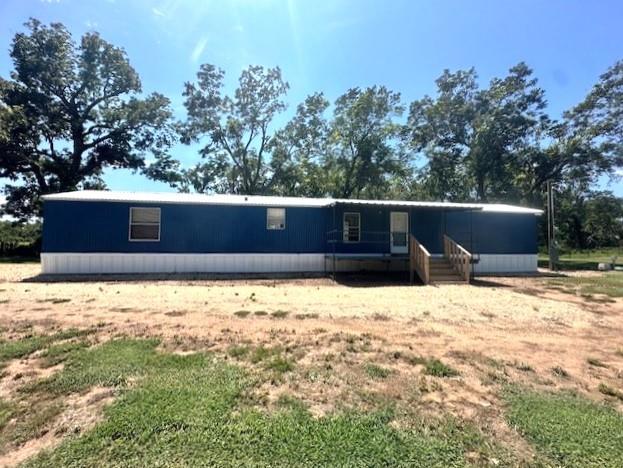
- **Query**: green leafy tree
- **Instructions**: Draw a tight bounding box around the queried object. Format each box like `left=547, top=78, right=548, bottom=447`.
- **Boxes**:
left=0, top=220, right=41, bottom=255
left=0, top=19, right=174, bottom=220
left=165, top=64, right=289, bottom=194
left=565, top=60, right=623, bottom=172
left=406, top=64, right=548, bottom=202
left=406, top=68, right=478, bottom=201
left=326, top=86, right=406, bottom=199
left=584, top=191, right=623, bottom=247
left=269, top=92, right=330, bottom=197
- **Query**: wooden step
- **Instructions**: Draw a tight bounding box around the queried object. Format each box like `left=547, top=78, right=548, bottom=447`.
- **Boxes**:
left=429, top=273, right=463, bottom=281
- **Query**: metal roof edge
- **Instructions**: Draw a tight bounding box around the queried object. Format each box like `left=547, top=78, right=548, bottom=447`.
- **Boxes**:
left=41, top=191, right=543, bottom=214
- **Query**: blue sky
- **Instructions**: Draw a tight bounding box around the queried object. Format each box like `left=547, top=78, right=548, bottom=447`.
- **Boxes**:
left=1, top=0, right=622, bottom=195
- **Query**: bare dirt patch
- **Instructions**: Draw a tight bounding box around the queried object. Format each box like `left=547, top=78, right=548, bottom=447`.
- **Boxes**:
left=0, top=386, right=115, bottom=468
left=0, top=358, right=62, bottom=399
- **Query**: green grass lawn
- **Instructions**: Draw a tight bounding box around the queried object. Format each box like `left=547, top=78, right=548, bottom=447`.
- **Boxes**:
left=16, top=338, right=503, bottom=467
left=0, top=256, right=39, bottom=264
left=544, top=271, right=623, bottom=299
left=538, top=247, right=623, bottom=270
left=505, top=388, right=623, bottom=467
left=0, top=333, right=621, bottom=466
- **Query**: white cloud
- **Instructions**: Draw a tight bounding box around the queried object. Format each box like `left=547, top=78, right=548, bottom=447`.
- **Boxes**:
left=190, top=37, right=208, bottom=63
left=40, top=0, right=61, bottom=3
left=84, top=20, right=98, bottom=29
left=152, top=7, right=166, bottom=17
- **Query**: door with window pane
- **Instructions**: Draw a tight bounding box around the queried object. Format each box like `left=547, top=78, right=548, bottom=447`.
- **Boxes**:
left=343, top=213, right=360, bottom=243
left=390, top=212, right=408, bottom=254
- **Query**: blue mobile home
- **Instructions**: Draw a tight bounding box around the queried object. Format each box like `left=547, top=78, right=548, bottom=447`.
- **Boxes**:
left=41, top=191, right=542, bottom=282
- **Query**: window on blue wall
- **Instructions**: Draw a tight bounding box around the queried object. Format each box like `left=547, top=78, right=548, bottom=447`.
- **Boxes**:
left=267, top=208, right=286, bottom=230
left=343, top=212, right=360, bottom=242
left=129, top=207, right=161, bottom=241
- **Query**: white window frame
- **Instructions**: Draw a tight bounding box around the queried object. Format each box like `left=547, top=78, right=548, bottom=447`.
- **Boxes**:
left=266, top=207, right=286, bottom=230
left=343, top=212, right=361, bottom=243
left=128, top=207, right=161, bottom=242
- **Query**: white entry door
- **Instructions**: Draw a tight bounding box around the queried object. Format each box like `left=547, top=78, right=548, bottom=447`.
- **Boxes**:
left=390, top=212, right=409, bottom=254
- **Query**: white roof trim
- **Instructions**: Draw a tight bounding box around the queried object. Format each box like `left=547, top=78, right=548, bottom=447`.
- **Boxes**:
left=333, top=198, right=542, bottom=214
left=42, top=191, right=332, bottom=208
left=42, top=191, right=543, bottom=214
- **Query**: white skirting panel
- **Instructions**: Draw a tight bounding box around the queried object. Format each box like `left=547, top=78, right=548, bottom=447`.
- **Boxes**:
left=41, top=253, right=326, bottom=275
left=40, top=252, right=538, bottom=276
left=472, top=254, right=537, bottom=274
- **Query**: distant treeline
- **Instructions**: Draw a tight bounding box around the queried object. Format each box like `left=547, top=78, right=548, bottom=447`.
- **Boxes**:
left=0, top=221, right=41, bottom=257
left=1, top=19, right=622, bottom=249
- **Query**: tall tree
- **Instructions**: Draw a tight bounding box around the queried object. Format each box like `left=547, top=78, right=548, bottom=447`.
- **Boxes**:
left=406, top=63, right=548, bottom=202
left=168, top=64, right=289, bottom=194
left=326, top=86, right=406, bottom=199
left=406, top=68, right=478, bottom=201
left=0, top=19, right=174, bottom=220
left=514, top=60, right=623, bottom=208
left=269, top=92, right=330, bottom=197
left=561, top=60, right=623, bottom=181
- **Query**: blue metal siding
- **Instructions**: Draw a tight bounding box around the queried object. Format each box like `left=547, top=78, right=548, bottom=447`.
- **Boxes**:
left=43, top=200, right=537, bottom=256
left=330, top=204, right=390, bottom=254
left=445, top=211, right=537, bottom=255
left=327, top=205, right=537, bottom=255
left=43, top=201, right=328, bottom=253
left=411, top=209, right=445, bottom=253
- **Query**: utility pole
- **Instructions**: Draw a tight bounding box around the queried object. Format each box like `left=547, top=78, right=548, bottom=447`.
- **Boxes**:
left=547, top=180, right=558, bottom=271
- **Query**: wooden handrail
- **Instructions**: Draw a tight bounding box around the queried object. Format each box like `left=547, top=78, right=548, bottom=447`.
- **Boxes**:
left=443, top=235, right=472, bottom=283
left=410, top=234, right=431, bottom=284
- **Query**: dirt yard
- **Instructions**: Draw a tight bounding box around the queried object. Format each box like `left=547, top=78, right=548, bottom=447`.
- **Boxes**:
left=0, top=263, right=622, bottom=465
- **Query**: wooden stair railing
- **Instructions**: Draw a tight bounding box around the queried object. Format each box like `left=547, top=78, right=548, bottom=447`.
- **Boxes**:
left=443, top=235, right=472, bottom=283
left=410, top=234, right=431, bottom=284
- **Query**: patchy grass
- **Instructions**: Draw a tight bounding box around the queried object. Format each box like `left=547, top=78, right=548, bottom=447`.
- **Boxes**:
left=0, top=256, right=39, bottom=264
left=264, top=356, right=295, bottom=374
left=598, top=383, right=623, bottom=402
left=424, top=359, right=459, bottom=378
left=0, top=328, right=93, bottom=367
left=270, top=310, right=289, bottom=319
left=295, top=313, right=319, bottom=320
left=227, top=345, right=250, bottom=359
left=515, top=362, right=535, bottom=372
left=551, top=366, right=570, bottom=378
left=39, top=341, right=90, bottom=367
left=539, top=248, right=622, bottom=271
left=250, top=345, right=279, bottom=364
left=545, top=272, right=623, bottom=299
left=505, top=388, right=623, bottom=467
left=391, top=352, right=460, bottom=376
left=21, top=338, right=189, bottom=396
left=587, top=357, right=608, bottom=368
left=364, top=363, right=392, bottom=379
left=0, top=400, right=64, bottom=452
left=0, top=399, right=14, bottom=431
left=22, top=338, right=507, bottom=467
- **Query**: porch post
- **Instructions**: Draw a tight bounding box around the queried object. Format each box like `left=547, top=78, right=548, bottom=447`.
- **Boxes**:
left=409, top=206, right=413, bottom=284
left=332, top=204, right=336, bottom=280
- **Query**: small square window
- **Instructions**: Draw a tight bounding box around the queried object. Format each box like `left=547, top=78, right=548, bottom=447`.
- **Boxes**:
left=129, top=207, right=160, bottom=241
left=267, top=208, right=286, bottom=230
